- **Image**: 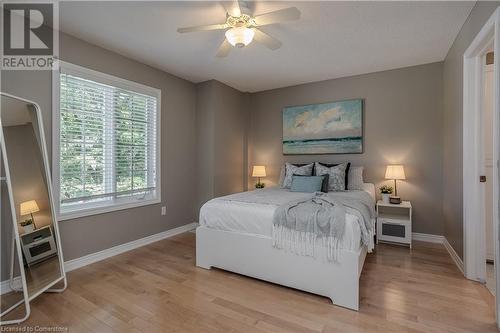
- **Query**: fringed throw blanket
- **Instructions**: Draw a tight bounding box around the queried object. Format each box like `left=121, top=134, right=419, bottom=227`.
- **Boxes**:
left=272, top=191, right=375, bottom=261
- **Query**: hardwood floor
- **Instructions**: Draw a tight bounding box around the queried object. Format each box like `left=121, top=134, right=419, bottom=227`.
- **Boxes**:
left=1, top=233, right=497, bottom=332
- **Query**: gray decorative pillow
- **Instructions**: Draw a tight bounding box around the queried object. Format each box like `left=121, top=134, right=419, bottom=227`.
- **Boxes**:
left=278, top=165, right=286, bottom=187
left=282, top=163, right=314, bottom=188
left=348, top=166, right=364, bottom=190
left=314, top=162, right=348, bottom=191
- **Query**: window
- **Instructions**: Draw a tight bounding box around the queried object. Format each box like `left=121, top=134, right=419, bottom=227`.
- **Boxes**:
left=53, top=62, right=161, bottom=220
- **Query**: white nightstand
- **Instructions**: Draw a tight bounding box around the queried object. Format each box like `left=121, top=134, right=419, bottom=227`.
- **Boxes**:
left=376, top=200, right=412, bottom=248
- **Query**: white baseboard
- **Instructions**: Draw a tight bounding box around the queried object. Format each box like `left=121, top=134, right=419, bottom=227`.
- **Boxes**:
left=1, top=223, right=197, bottom=295
left=64, top=222, right=197, bottom=272
left=3, top=226, right=464, bottom=295
left=412, top=232, right=445, bottom=243
left=443, top=237, right=464, bottom=274
left=0, top=277, right=21, bottom=295
left=411, top=232, right=464, bottom=274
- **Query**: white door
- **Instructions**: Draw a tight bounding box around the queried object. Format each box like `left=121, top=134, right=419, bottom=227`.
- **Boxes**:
left=484, top=62, right=495, bottom=263
left=483, top=60, right=496, bottom=296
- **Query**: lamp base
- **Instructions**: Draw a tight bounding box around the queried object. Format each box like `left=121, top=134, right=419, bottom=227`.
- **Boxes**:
left=389, top=196, right=401, bottom=204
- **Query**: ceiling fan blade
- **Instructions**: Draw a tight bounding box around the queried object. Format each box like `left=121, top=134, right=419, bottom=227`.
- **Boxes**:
left=221, top=1, right=241, bottom=17
left=252, top=28, right=282, bottom=50
left=253, top=7, right=301, bottom=26
left=216, top=39, right=232, bottom=57
left=177, top=23, right=227, bottom=33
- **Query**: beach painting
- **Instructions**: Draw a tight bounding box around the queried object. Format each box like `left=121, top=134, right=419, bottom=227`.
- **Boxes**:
left=283, top=99, right=363, bottom=155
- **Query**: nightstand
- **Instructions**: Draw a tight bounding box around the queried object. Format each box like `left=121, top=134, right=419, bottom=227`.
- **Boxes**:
left=20, top=225, right=57, bottom=266
left=376, top=200, right=412, bottom=248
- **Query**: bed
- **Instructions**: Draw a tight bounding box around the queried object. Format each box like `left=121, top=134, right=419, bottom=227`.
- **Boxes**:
left=196, top=183, right=376, bottom=311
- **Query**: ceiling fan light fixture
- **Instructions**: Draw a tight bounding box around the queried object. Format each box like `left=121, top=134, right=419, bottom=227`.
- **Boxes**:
left=225, top=27, right=254, bottom=48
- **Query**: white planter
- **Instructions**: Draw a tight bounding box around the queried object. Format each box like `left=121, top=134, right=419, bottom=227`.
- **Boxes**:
left=382, top=193, right=390, bottom=204
left=23, top=224, right=34, bottom=233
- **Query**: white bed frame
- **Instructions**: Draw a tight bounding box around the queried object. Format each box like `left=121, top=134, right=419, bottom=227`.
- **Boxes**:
left=196, top=183, right=375, bottom=311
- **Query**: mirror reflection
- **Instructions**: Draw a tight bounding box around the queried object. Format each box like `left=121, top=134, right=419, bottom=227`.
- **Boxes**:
left=1, top=94, right=63, bottom=304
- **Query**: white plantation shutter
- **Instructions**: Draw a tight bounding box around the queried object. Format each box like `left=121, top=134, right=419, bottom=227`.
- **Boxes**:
left=56, top=63, right=160, bottom=218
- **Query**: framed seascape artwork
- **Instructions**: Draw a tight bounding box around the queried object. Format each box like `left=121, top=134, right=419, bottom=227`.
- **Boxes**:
left=282, top=99, right=363, bottom=155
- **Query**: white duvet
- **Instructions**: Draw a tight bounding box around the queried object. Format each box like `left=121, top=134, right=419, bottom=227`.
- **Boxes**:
left=199, top=187, right=375, bottom=251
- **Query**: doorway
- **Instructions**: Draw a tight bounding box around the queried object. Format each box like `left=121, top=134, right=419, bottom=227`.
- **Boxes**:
left=483, top=50, right=495, bottom=295
left=463, top=7, right=500, bottom=326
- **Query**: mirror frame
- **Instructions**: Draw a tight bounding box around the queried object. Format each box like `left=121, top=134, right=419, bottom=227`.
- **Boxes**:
left=0, top=92, right=67, bottom=325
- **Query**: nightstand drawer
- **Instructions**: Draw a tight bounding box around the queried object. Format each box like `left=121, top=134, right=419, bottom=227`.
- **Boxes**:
left=382, top=222, right=406, bottom=238
left=377, top=218, right=411, bottom=245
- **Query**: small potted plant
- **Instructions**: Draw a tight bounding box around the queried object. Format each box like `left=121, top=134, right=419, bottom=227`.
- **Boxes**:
left=380, top=185, right=393, bottom=204
left=20, top=219, right=35, bottom=233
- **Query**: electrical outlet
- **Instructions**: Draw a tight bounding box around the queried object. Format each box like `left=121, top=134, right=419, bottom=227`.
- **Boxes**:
left=161, top=206, right=166, bottom=216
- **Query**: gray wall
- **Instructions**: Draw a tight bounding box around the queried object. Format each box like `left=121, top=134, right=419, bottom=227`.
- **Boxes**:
left=195, top=80, right=248, bottom=209
left=248, top=62, right=444, bottom=235
left=195, top=81, right=216, bottom=207
left=443, top=2, right=500, bottom=259
left=1, top=32, right=198, bottom=280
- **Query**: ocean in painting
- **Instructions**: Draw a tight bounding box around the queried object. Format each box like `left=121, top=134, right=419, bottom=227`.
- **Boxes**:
left=283, top=99, right=363, bottom=155
left=283, top=137, right=362, bottom=154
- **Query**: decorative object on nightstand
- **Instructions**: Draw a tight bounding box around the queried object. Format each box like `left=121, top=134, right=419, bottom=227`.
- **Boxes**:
left=20, top=219, right=35, bottom=233
left=379, top=185, right=393, bottom=204
left=252, top=165, right=267, bottom=188
left=20, top=199, right=40, bottom=230
left=385, top=165, right=406, bottom=204
left=376, top=200, right=412, bottom=248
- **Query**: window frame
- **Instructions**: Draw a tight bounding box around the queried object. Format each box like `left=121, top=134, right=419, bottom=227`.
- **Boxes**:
left=52, top=61, right=161, bottom=221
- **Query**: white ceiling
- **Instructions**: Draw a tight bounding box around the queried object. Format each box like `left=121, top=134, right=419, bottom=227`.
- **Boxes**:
left=59, top=1, right=475, bottom=92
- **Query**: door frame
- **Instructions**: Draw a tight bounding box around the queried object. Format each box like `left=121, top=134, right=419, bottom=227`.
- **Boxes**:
left=463, top=6, right=500, bottom=324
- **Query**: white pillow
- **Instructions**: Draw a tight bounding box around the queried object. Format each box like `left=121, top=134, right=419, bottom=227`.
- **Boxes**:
left=281, top=163, right=314, bottom=188
left=348, top=166, right=364, bottom=190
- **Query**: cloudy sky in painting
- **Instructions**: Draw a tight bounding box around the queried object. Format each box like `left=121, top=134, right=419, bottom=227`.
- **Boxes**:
left=283, top=99, right=362, bottom=141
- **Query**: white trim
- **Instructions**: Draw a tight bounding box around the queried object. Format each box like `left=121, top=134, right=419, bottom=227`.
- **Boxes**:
left=1, top=223, right=197, bottom=295
left=463, top=7, right=500, bottom=289
left=0, top=228, right=464, bottom=296
left=52, top=61, right=162, bottom=221
left=443, top=238, right=464, bottom=275
left=58, top=197, right=161, bottom=221
left=411, top=233, right=464, bottom=274
left=0, top=278, right=21, bottom=295
left=65, top=223, right=197, bottom=272
left=412, top=232, right=444, bottom=244
left=58, top=61, right=161, bottom=98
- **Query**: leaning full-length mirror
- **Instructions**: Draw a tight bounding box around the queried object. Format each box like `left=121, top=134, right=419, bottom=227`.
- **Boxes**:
left=0, top=94, right=66, bottom=323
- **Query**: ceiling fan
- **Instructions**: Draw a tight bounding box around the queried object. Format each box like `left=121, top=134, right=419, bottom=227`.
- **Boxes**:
left=177, top=1, right=301, bottom=57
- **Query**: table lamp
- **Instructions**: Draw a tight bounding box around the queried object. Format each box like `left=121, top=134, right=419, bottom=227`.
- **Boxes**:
left=385, top=165, right=406, bottom=204
left=252, top=165, right=266, bottom=189
left=20, top=200, right=40, bottom=229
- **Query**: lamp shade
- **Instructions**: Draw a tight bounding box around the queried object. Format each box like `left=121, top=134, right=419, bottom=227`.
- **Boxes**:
left=385, top=165, right=406, bottom=180
left=20, top=200, right=40, bottom=216
left=225, top=27, right=255, bottom=47
left=252, top=165, right=267, bottom=178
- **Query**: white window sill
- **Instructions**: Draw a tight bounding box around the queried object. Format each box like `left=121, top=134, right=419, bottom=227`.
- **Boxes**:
left=57, top=197, right=161, bottom=221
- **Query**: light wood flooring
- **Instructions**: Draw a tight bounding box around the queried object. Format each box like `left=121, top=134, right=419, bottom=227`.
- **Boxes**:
left=1, top=233, right=497, bottom=332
